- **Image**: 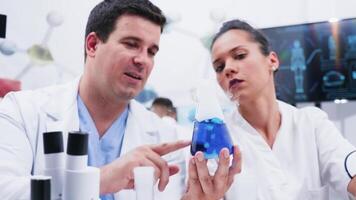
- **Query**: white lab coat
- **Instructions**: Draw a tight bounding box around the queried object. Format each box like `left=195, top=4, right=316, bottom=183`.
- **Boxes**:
left=0, top=77, right=186, bottom=200
left=223, top=101, right=355, bottom=200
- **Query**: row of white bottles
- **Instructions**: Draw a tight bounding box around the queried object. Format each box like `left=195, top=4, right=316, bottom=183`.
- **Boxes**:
left=31, top=131, right=99, bottom=200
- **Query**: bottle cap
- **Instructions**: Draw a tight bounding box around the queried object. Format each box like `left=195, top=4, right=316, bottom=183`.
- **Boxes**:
left=67, top=131, right=88, bottom=156
left=43, top=131, right=64, bottom=154
left=31, top=176, right=51, bottom=200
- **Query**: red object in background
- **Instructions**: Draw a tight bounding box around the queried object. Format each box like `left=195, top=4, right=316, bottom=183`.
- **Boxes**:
left=0, top=78, right=21, bottom=97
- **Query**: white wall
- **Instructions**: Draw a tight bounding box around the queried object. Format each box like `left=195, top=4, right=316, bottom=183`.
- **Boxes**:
left=0, top=0, right=355, bottom=143
left=0, top=0, right=99, bottom=89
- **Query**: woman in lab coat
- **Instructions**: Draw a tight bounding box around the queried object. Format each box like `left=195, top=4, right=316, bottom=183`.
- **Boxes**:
left=209, top=19, right=356, bottom=200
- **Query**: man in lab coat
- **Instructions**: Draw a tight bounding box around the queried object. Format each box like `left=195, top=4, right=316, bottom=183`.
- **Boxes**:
left=0, top=0, right=241, bottom=200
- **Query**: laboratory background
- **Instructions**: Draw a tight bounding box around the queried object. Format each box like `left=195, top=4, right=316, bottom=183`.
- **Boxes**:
left=1, top=0, right=356, bottom=144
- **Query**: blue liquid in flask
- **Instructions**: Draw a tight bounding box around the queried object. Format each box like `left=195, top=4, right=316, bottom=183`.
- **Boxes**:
left=191, top=118, right=234, bottom=159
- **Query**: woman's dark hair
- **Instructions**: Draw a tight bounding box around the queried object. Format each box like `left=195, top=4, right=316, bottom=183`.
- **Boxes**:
left=211, top=19, right=271, bottom=56
left=84, top=0, right=166, bottom=58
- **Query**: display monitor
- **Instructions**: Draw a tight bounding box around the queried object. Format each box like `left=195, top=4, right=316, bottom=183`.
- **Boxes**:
left=261, top=18, right=356, bottom=104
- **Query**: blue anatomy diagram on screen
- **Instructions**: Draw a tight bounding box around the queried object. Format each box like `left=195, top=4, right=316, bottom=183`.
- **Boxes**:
left=290, top=40, right=306, bottom=100
left=346, top=35, right=356, bottom=81
left=321, top=35, right=346, bottom=92
left=320, top=25, right=356, bottom=100
left=328, top=35, right=337, bottom=60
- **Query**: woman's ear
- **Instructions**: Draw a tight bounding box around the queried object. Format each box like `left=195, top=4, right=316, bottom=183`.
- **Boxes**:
left=269, top=51, right=279, bottom=71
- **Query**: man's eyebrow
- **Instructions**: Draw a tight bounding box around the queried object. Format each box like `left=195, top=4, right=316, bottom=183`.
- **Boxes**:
left=121, top=36, right=141, bottom=42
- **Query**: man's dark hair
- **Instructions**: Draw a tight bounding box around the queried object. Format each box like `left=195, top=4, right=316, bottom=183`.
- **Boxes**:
left=152, top=97, right=174, bottom=110
left=84, top=0, right=166, bottom=59
left=210, top=19, right=271, bottom=56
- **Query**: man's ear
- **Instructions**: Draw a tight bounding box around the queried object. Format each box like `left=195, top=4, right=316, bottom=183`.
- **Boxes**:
left=85, top=32, right=99, bottom=57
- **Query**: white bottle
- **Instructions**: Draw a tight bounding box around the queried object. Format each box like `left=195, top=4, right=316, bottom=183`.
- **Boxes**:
left=63, top=131, right=100, bottom=200
left=43, top=131, right=64, bottom=200
left=134, top=166, right=155, bottom=200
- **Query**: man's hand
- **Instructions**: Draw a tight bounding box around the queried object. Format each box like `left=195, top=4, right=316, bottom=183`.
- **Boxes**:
left=99, top=140, right=190, bottom=195
left=182, top=145, right=242, bottom=200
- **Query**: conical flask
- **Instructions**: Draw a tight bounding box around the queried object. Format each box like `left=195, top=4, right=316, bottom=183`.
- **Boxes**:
left=191, top=81, right=234, bottom=159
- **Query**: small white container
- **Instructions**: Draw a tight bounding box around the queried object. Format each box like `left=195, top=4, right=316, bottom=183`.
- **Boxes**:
left=134, top=166, right=155, bottom=200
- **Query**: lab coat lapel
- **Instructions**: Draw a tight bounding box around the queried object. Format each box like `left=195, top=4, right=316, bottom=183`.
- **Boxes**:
left=115, top=100, right=160, bottom=200
left=119, top=100, right=159, bottom=156
left=230, top=107, right=288, bottom=187
left=32, top=77, right=80, bottom=174
left=42, top=77, right=81, bottom=149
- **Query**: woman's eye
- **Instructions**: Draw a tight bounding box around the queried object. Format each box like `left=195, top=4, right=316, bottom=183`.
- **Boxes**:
left=234, top=53, right=246, bottom=60
left=214, top=64, right=225, bottom=73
